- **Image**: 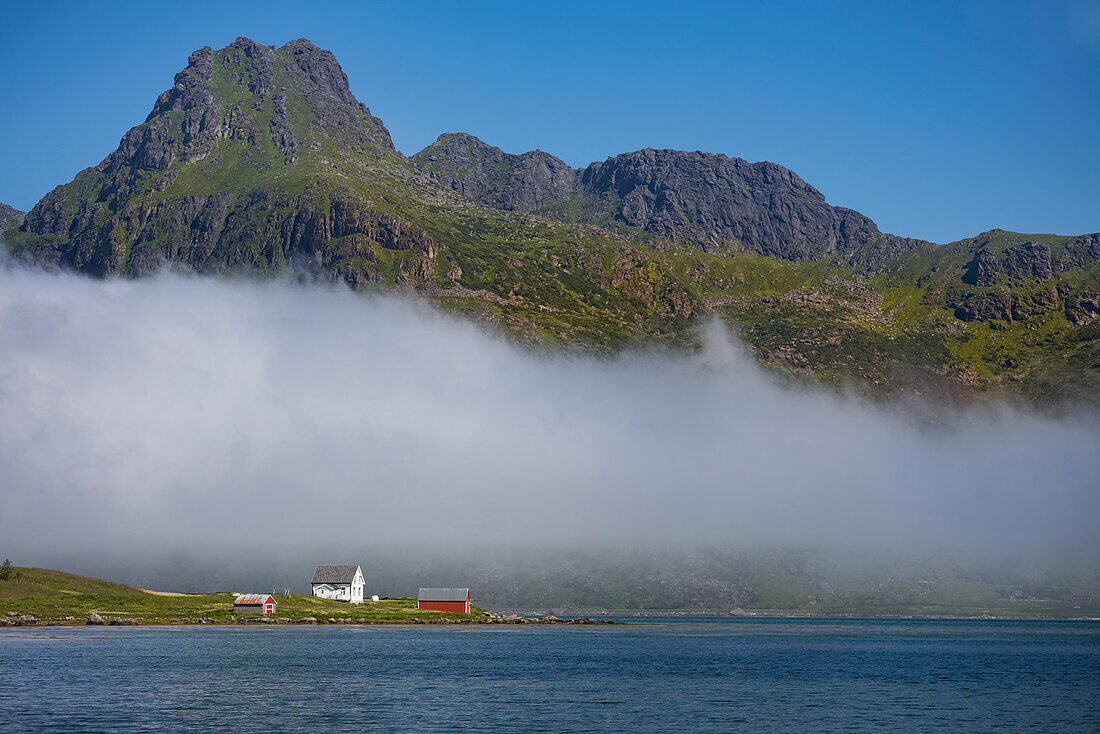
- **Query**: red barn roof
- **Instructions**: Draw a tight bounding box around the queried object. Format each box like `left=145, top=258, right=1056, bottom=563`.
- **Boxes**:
left=234, top=594, right=275, bottom=606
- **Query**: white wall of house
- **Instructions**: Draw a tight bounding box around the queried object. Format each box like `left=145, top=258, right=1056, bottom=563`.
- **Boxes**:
left=351, top=568, right=364, bottom=604
left=311, top=566, right=365, bottom=604
left=313, top=583, right=350, bottom=601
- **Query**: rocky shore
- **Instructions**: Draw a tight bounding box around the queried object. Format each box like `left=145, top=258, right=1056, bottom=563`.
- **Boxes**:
left=0, top=611, right=616, bottom=627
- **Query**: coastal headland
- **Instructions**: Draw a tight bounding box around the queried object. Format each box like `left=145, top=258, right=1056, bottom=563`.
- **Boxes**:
left=0, top=567, right=612, bottom=627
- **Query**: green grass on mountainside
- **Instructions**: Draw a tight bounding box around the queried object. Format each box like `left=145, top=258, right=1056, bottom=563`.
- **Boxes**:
left=5, top=35, right=1096, bottom=404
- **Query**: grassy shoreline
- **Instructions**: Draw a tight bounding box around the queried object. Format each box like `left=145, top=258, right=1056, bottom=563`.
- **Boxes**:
left=0, top=567, right=615, bottom=626
left=0, top=567, right=489, bottom=624
left=2, top=567, right=1095, bottom=625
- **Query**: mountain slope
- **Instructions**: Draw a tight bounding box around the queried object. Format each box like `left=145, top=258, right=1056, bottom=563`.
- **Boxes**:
left=0, top=567, right=138, bottom=605
left=0, top=202, right=23, bottom=232
left=411, top=134, right=925, bottom=264
left=4, top=37, right=1098, bottom=404
left=12, top=38, right=437, bottom=281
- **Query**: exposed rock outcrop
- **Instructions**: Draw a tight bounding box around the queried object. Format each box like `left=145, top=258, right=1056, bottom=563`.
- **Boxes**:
left=953, top=292, right=1016, bottom=322
left=1065, top=289, right=1100, bottom=325
left=579, top=148, right=884, bottom=260
left=950, top=284, right=1074, bottom=324
left=411, top=133, right=578, bottom=212
left=963, top=249, right=1001, bottom=286
left=1060, top=233, right=1100, bottom=272
left=964, top=240, right=1054, bottom=286
left=1006, top=241, right=1053, bottom=281
left=0, top=202, right=23, bottom=232
left=22, top=184, right=436, bottom=285
left=412, top=137, right=920, bottom=264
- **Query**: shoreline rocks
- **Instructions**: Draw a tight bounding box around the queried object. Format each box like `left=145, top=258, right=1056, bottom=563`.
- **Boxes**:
left=4, top=613, right=618, bottom=628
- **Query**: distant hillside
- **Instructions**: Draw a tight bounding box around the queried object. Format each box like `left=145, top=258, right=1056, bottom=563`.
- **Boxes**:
left=2, top=561, right=1095, bottom=619
left=377, top=549, right=1100, bottom=617
left=0, top=566, right=135, bottom=598
left=3, top=37, right=1098, bottom=404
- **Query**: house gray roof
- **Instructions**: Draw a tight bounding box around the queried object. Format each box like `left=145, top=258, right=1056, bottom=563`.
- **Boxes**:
left=311, top=565, right=361, bottom=584
left=418, top=587, right=469, bottom=602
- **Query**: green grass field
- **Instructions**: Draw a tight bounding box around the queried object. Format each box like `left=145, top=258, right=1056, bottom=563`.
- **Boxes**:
left=0, top=567, right=483, bottom=624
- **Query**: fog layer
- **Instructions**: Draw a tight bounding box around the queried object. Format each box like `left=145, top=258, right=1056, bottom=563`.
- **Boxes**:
left=0, top=265, right=1097, bottom=587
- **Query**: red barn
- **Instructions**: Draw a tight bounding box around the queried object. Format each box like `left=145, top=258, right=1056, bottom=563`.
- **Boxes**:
left=234, top=594, right=277, bottom=615
left=417, top=588, right=471, bottom=614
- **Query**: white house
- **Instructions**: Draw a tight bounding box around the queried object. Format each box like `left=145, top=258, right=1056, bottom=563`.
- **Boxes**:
left=311, top=564, right=365, bottom=603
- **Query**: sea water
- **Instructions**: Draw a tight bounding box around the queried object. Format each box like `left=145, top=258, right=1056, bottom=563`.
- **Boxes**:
left=1, top=618, right=1097, bottom=732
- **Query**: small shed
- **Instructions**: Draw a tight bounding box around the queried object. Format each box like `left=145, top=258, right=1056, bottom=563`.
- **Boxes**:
left=417, top=588, right=471, bottom=614
left=234, top=594, right=277, bottom=615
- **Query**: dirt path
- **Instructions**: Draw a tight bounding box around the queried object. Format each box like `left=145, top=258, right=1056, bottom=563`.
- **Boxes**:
left=140, top=589, right=188, bottom=597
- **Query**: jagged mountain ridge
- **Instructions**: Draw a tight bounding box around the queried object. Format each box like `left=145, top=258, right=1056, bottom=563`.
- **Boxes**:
left=3, top=37, right=1098, bottom=403
left=411, top=133, right=920, bottom=262
left=0, top=202, right=24, bottom=232
left=410, top=132, right=580, bottom=214
left=15, top=38, right=441, bottom=281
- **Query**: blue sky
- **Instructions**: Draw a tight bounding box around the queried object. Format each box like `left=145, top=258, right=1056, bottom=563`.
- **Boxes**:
left=1, top=0, right=1097, bottom=242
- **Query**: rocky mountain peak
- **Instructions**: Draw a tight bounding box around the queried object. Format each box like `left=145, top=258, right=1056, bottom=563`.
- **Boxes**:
left=412, top=139, right=890, bottom=261
left=145, top=46, right=215, bottom=121
left=137, top=37, right=389, bottom=162
left=412, top=133, right=579, bottom=212
left=419, top=132, right=571, bottom=170
left=416, top=133, right=500, bottom=166
left=18, top=38, right=405, bottom=275
left=278, top=38, right=359, bottom=107
left=579, top=147, right=885, bottom=259
left=433, top=132, right=491, bottom=148
left=0, top=202, right=25, bottom=232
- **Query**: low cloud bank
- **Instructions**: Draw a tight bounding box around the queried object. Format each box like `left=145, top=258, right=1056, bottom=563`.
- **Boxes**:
left=0, top=264, right=1097, bottom=588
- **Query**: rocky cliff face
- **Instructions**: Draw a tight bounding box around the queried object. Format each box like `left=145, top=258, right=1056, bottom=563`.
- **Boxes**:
left=410, top=133, right=578, bottom=212
left=411, top=136, right=918, bottom=263
left=579, top=149, right=884, bottom=260
left=0, top=203, right=24, bottom=233
left=963, top=239, right=1055, bottom=286
left=130, top=37, right=394, bottom=167
left=946, top=230, right=1100, bottom=327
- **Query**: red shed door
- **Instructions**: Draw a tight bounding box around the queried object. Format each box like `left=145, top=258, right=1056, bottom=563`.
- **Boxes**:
left=265, top=602, right=274, bottom=614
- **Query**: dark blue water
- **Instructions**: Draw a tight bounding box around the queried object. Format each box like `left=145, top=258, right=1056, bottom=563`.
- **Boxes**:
left=1, top=618, right=1097, bottom=732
